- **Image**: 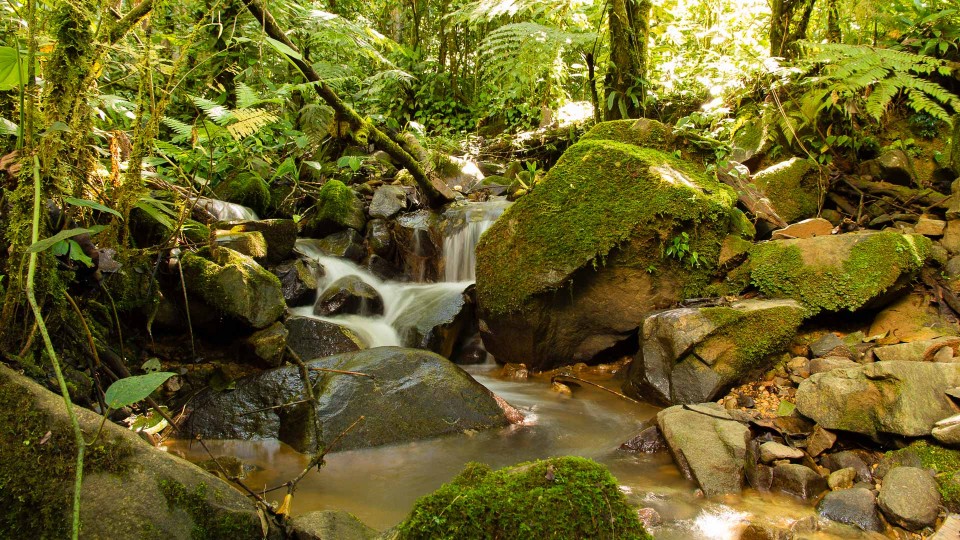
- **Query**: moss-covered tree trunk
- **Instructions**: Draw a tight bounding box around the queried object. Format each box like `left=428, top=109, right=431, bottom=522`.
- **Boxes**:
left=770, top=0, right=817, bottom=59
left=604, top=0, right=651, bottom=121
left=825, top=0, right=842, bottom=43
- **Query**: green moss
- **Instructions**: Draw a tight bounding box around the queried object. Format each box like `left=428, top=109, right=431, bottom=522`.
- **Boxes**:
left=700, top=303, right=804, bottom=375
left=579, top=119, right=675, bottom=150
left=476, top=134, right=737, bottom=315
left=398, top=456, right=651, bottom=540
left=885, top=441, right=960, bottom=510
left=214, top=172, right=271, bottom=215
left=0, top=370, right=133, bottom=537
left=157, top=479, right=258, bottom=539
left=751, top=158, right=819, bottom=223
left=307, top=180, right=366, bottom=235
left=749, top=231, right=931, bottom=315
left=103, top=248, right=160, bottom=313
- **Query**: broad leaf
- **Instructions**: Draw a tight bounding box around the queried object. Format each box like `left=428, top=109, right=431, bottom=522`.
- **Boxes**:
left=65, top=197, right=122, bottom=219
left=28, top=228, right=96, bottom=253
left=264, top=36, right=303, bottom=61
left=104, top=372, right=175, bottom=409
left=0, top=47, right=26, bottom=91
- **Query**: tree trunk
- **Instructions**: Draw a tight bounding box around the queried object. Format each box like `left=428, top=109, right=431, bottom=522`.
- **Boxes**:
left=770, top=0, right=817, bottom=59
left=604, top=0, right=651, bottom=120
left=825, top=0, right=842, bottom=43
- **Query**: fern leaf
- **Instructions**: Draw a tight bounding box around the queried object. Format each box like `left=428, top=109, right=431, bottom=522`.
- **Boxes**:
left=226, top=108, right=278, bottom=140
left=161, top=116, right=194, bottom=143
left=864, top=80, right=898, bottom=120
left=190, top=95, right=234, bottom=125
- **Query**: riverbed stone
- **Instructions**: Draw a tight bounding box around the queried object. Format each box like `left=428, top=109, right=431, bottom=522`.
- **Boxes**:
left=366, top=218, right=394, bottom=257
left=748, top=231, right=931, bottom=316
left=878, top=466, right=941, bottom=531
left=656, top=403, right=748, bottom=497
left=771, top=463, right=827, bottom=499
left=213, top=230, right=268, bottom=260
left=934, top=415, right=960, bottom=446
left=289, top=510, right=377, bottom=540
left=315, top=229, right=365, bottom=262
left=182, top=347, right=514, bottom=453
left=476, top=120, right=744, bottom=371
left=314, top=275, right=384, bottom=317
left=808, top=356, right=859, bottom=374
left=392, top=284, right=475, bottom=358
left=0, top=365, right=279, bottom=539
left=771, top=217, right=834, bottom=240
left=807, top=425, right=837, bottom=457
left=242, top=321, right=288, bottom=367
left=370, top=185, right=407, bottom=219
left=180, top=247, right=286, bottom=329
left=271, top=259, right=320, bottom=307
left=795, top=361, right=960, bottom=440
left=625, top=299, right=804, bottom=404
left=219, top=219, right=297, bottom=263
left=828, top=468, right=858, bottom=490
left=760, top=441, right=804, bottom=463
left=822, top=451, right=873, bottom=484
left=817, top=488, right=884, bottom=532
left=285, top=316, right=364, bottom=360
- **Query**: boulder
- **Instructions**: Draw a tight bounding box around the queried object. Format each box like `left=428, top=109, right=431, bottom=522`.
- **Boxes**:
left=796, top=361, right=960, bottom=440
left=861, top=149, right=914, bottom=185
left=759, top=441, right=804, bottom=463
left=271, top=259, right=320, bottom=307
left=878, top=466, right=941, bottom=531
left=395, top=210, right=441, bottom=282
left=0, top=366, right=278, bottom=539
left=303, top=180, right=366, bottom=237
left=289, top=510, right=377, bottom=540
left=218, top=219, right=297, bottom=263
left=314, top=229, right=365, bottom=262
left=285, top=317, right=363, bottom=360
left=214, top=172, right=271, bottom=215
left=770, top=218, right=834, bottom=240
left=366, top=218, right=394, bottom=257
left=369, top=185, right=407, bottom=219
left=770, top=464, right=827, bottom=499
left=213, top=230, right=267, bottom=260
left=363, top=254, right=402, bottom=281
left=809, top=356, right=859, bottom=374
left=180, top=247, right=286, bottom=329
left=625, top=299, right=804, bottom=404
left=396, top=457, right=651, bottom=539
left=817, top=488, right=884, bottom=532
left=182, top=347, right=513, bottom=453
left=934, top=415, right=960, bottom=446
left=393, top=284, right=476, bottom=358
left=242, top=321, right=288, bottom=367
left=313, top=276, right=384, bottom=317
left=751, top=157, right=819, bottom=223
left=656, top=403, right=748, bottom=497
left=880, top=442, right=960, bottom=512
left=749, top=231, right=931, bottom=315
left=476, top=120, right=743, bottom=371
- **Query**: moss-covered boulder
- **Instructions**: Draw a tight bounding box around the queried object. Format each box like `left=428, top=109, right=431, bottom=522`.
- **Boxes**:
left=751, top=158, right=820, bottom=223
left=213, top=230, right=268, bottom=260
left=182, top=347, right=513, bottom=453
left=880, top=441, right=960, bottom=511
left=749, top=231, right=931, bottom=316
left=0, top=366, right=279, bottom=539
left=624, top=299, right=805, bottom=404
left=214, top=172, right=271, bottom=215
left=303, top=180, right=366, bottom=237
left=795, top=361, right=960, bottom=441
left=475, top=121, right=740, bottom=370
left=180, top=247, right=286, bottom=329
left=397, top=456, right=651, bottom=540
left=219, top=219, right=297, bottom=263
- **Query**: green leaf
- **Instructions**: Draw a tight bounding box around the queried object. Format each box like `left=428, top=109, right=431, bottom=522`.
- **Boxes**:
left=28, top=228, right=97, bottom=253
left=0, top=117, right=17, bottom=136
left=264, top=36, right=303, bottom=61
left=0, top=47, right=26, bottom=91
left=66, top=240, right=93, bottom=267
left=104, top=372, right=175, bottom=409
left=65, top=197, right=122, bottom=219
left=777, top=401, right=796, bottom=416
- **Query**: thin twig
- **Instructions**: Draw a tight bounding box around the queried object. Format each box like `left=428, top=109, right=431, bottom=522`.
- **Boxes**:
left=239, top=399, right=313, bottom=416
left=194, top=436, right=279, bottom=514
left=550, top=374, right=643, bottom=405
left=307, top=367, right=373, bottom=378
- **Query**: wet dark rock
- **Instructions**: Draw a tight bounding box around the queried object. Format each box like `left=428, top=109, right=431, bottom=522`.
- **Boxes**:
left=657, top=403, right=748, bottom=497
left=315, top=229, right=365, bottom=262
left=877, top=466, right=940, bottom=531
left=219, top=219, right=297, bottom=263
left=770, top=463, right=827, bottom=499
left=365, top=218, right=394, bottom=257
left=242, top=322, right=288, bottom=368
left=289, top=510, right=377, bottom=540
left=314, top=276, right=384, bottom=317
left=817, top=488, right=884, bottom=532
left=182, top=347, right=514, bottom=453
left=620, top=425, right=666, bottom=453
left=746, top=439, right=775, bottom=491
left=451, top=333, right=488, bottom=365
left=822, top=451, right=873, bottom=484
left=861, top=149, right=914, bottom=186
left=285, top=316, right=363, bottom=360
left=369, top=185, right=408, bottom=219
left=394, top=285, right=476, bottom=358
left=271, top=259, right=320, bottom=307
left=363, top=254, right=402, bottom=281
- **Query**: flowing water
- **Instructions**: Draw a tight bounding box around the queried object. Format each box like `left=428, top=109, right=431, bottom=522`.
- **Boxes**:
left=168, top=199, right=857, bottom=538
left=194, top=198, right=259, bottom=221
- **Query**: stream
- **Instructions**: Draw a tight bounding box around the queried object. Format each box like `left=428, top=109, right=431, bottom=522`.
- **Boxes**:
left=166, top=199, right=848, bottom=539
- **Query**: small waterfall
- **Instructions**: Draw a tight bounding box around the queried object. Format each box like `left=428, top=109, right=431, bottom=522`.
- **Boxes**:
left=441, top=200, right=511, bottom=282
left=294, top=240, right=472, bottom=348
left=195, top=198, right=259, bottom=221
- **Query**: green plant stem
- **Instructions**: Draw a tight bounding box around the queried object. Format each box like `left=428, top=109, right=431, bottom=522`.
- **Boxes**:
left=26, top=156, right=85, bottom=540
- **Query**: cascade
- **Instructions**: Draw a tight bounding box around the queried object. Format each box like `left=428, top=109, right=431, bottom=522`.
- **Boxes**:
left=194, top=198, right=259, bottom=221
left=441, top=200, right=511, bottom=282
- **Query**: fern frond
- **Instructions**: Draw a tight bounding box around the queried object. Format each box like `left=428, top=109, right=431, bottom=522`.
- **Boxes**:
left=161, top=116, right=194, bottom=143
left=190, top=95, right=234, bottom=125
left=864, top=80, right=898, bottom=120
left=226, top=108, right=279, bottom=141
left=236, top=82, right=283, bottom=108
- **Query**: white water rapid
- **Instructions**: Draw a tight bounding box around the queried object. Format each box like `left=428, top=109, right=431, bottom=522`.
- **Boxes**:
left=441, top=200, right=511, bottom=282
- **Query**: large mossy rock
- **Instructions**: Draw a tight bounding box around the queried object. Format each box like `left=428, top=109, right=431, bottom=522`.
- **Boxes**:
left=881, top=441, right=960, bottom=512
left=0, top=366, right=278, bottom=539
left=180, top=247, right=286, bottom=329
left=218, top=219, right=297, bottom=263
left=795, top=361, right=960, bottom=440
left=182, top=347, right=512, bottom=453
left=749, top=231, right=931, bottom=316
left=657, top=403, right=749, bottom=497
left=475, top=120, right=741, bottom=371
left=213, top=172, right=271, bottom=215
left=397, top=456, right=652, bottom=540
left=625, top=299, right=805, bottom=404
left=303, top=180, right=366, bottom=237
left=750, top=157, right=819, bottom=223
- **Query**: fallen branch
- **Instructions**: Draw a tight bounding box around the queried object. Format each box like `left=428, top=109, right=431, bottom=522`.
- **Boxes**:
left=308, top=367, right=373, bottom=378
left=551, top=374, right=643, bottom=405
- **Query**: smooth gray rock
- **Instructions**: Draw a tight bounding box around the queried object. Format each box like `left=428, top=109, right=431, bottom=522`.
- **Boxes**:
left=285, top=316, right=364, bottom=360
left=314, top=275, right=384, bottom=317
left=290, top=510, right=377, bottom=540
left=771, top=464, right=827, bottom=499
left=878, top=466, right=941, bottom=531
left=369, top=185, right=408, bottom=219
left=657, top=404, right=748, bottom=497
left=182, top=347, right=514, bottom=453
left=818, top=488, right=884, bottom=532
left=796, top=361, right=960, bottom=440
left=760, top=441, right=805, bottom=463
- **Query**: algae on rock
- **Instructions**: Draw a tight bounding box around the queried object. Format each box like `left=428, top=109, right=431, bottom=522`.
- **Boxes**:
left=398, top=456, right=652, bottom=540
left=750, top=157, right=821, bottom=223
left=304, top=179, right=367, bottom=237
